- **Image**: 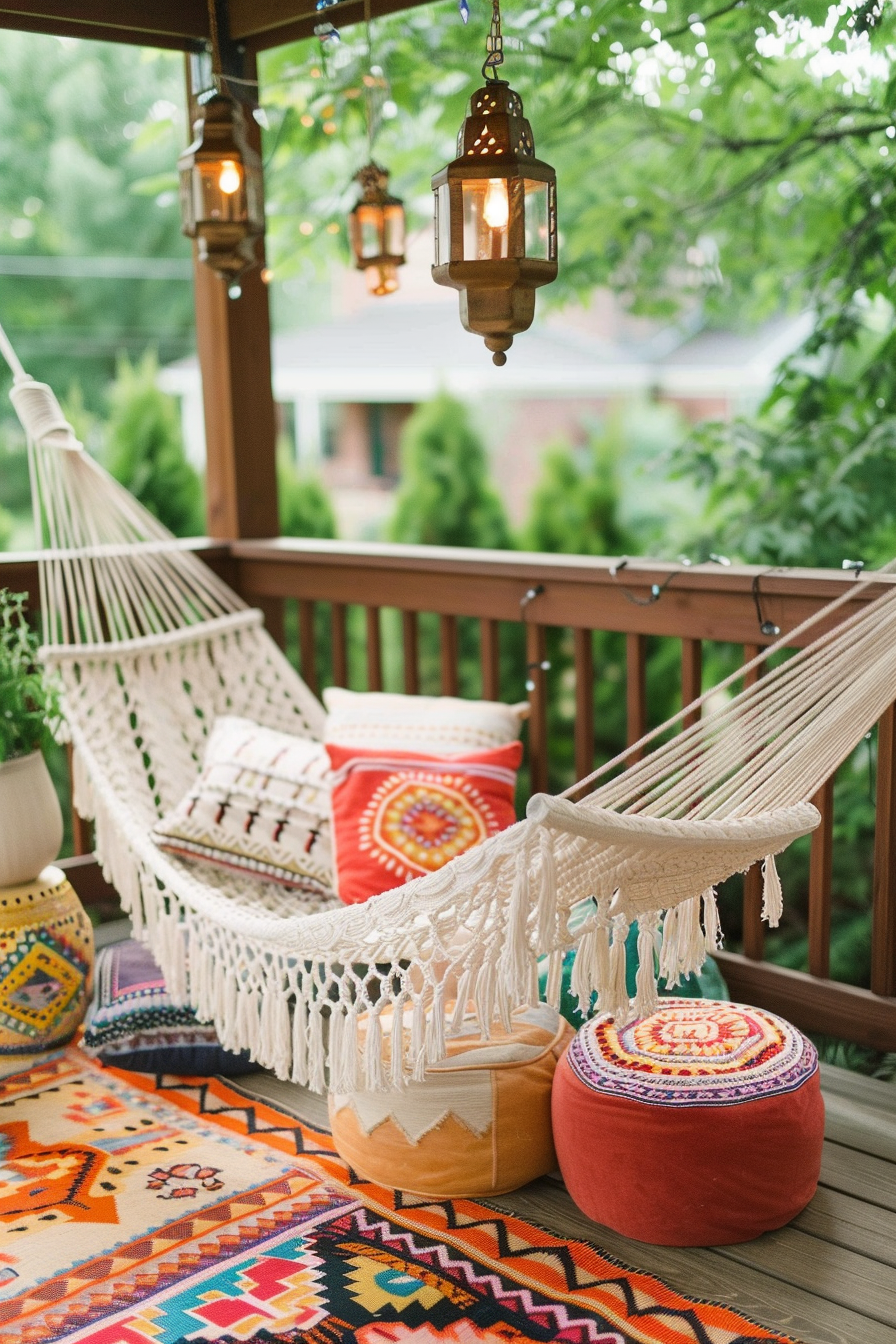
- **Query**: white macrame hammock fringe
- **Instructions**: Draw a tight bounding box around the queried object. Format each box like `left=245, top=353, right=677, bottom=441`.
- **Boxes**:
left=3, top=320, right=893, bottom=1092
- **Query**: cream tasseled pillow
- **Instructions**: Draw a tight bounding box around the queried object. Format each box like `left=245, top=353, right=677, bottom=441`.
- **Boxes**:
left=153, top=716, right=334, bottom=894
left=322, top=687, right=529, bottom=755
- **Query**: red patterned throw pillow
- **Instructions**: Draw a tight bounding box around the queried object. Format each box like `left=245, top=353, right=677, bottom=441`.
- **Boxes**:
left=326, top=742, right=522, bottom=905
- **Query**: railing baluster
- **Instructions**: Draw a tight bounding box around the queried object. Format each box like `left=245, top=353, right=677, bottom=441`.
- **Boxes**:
left=401, top=610, right=419, bottom=695
left=331, top=602, right=348, bottom=688
left=742, top=867, right=765, bottom=961
left=298, top=599, right=318, bottom=698
left=625, top=633, right=647, bottom=762
left=366, top=606, right=383, bottom=692
left=440, top=614, right=459, bottom=696
left=740, top=642, right=766, bottom=959
left=526, top=623, right=549, bottom=795
left=480, top=618, right=500, bottom=701
left=808, top=776, right=835, bottom=978
left=681, top=637, right=702, bottom=730
left=574, top=628, right=594, bottom=783
left=67, top=743, right=93, bottom=857
left=872, top=704, right=896, bottom=997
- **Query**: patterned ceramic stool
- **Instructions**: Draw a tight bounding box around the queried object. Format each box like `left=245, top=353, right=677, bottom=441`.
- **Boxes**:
left=0, top=865, right=94, bottom=1074
left=552, top=998, right=824, bottom=1246
left=330, top=1002, right=572, bottom=1198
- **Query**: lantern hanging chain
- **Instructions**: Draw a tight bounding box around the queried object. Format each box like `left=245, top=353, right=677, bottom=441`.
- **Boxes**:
left=482, top=0, right=505, bottom=81
left=206, top=0, right=224, bottom=90
left=205, top=0, right=258, bottom=94
left=363, top=0, right=378, bottom=160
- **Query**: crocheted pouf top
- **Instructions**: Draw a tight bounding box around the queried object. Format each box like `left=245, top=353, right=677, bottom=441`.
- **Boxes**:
left=551, top=998, right=825, bottom=1246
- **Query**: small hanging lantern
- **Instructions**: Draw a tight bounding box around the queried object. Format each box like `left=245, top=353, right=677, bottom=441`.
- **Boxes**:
left=178, top=89, right=265, bottom=288
left=348, top=162, right=406, bottom=296
left=431, top=0, right=557, bottom=364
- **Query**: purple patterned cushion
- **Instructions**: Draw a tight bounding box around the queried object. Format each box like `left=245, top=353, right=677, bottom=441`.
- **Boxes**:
left=82, top=939, right=251, bottom=1076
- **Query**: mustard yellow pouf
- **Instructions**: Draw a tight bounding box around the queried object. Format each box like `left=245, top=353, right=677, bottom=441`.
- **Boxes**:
left=329, top=1002, right=572, bottom=1198
left=0, top=865, right=94, bottom=1073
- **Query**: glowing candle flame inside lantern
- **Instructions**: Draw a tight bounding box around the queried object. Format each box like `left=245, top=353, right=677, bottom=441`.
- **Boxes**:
left=483, top=178, right=509, bottom=229
left=218, top=159, right=241, bottom=195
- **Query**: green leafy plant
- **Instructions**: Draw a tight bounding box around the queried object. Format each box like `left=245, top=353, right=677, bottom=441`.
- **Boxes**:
left=104, top=352, right=204, bottom=538
left=0, top=590, right=59, bottom=763
left=389, top=393, right=512, bottom=551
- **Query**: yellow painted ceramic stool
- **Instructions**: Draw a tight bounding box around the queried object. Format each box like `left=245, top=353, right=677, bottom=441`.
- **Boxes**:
left=0, top=865, right=94, bottom=1074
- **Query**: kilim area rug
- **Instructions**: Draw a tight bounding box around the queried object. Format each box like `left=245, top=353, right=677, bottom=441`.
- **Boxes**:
left=0, top=1047, right=798, bottom=1344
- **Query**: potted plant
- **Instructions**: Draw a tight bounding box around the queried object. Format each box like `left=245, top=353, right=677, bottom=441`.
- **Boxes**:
left=0, top=589, right=63, bottom=886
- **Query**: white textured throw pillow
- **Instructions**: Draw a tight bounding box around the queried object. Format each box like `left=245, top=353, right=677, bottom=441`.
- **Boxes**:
left=153, top=716, right=334, bottom=893
left=322, top=688, right=529, bottom=756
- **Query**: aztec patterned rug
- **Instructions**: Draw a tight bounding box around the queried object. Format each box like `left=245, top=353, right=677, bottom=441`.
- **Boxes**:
left=0, top=1047, right=799, bottom=1344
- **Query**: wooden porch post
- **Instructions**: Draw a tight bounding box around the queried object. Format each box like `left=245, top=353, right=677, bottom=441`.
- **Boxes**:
left=184, top=50, right=280, bottom=544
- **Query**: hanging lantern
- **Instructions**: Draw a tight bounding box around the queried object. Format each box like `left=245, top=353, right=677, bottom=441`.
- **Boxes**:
left=348, top=162, right=406, bottom=296
left=431, top=0, right=557, bottom=364
left=178, top=90, right=265, bottom=287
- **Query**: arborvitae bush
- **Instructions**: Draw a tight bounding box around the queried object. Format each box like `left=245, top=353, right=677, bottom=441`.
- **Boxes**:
left=104, top=352, right=204, bottom=538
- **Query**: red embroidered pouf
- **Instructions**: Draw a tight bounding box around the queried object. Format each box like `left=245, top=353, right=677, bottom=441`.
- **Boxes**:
left=551, top=999, right=824, bottom=1246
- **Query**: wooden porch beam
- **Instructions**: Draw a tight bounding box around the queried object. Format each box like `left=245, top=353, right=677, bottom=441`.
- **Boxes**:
left=231, top=0, right=442, bottom=51
left=0, top=0, right=441, bottom=52
left=0, top=0, right=208, bottom=48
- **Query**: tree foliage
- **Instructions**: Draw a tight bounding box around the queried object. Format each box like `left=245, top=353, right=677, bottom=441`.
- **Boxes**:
left=259, top=0, right=896, bottom=559
left=0, top=33, right=193, bottom=411
left=104, top=352, right=204, bottom=538
left=389, top=393, right=513, bottom=549
left=673, top=303, right=896, bottom=567
left=279, top=452, right=338, bottom=538
left=523, top=429, right=630, bottom=557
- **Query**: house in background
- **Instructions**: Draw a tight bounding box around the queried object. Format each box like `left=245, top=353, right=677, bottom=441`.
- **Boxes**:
left=160, top=239, right=811, bottom=537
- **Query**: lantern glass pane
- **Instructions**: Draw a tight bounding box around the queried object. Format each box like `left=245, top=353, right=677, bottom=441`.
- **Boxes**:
left=383, top=202, right=405, bottom=257
left=523, top=179, right=550, bottom=259
left=193, top=162, right=248, bottom=224
left=356, top=204, right=385, bottom=259
left=436, top=184, right=451, bottom=265
left=462, top=178, right=509, bottom=261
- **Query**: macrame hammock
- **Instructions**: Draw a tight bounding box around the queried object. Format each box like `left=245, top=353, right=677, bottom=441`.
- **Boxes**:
left=4, top=323, right=894, bottom=1094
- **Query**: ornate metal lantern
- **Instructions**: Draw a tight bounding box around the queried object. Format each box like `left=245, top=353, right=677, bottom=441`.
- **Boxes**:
left=348, top=162, right=406, bottom=296
left=431, top=0, right=557, bottom=364
left=178, top=90, right=265, bottom=287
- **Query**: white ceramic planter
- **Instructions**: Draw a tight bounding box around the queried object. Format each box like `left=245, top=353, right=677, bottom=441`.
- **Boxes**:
left=0, top=751, right=64, bottom=887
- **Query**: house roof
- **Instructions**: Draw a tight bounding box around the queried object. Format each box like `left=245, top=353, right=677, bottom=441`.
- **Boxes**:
left=160, top=301, right=811, bottom=404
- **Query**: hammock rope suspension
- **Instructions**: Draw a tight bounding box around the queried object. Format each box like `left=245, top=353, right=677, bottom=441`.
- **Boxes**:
left=2, top=318, right=893, bottom=1091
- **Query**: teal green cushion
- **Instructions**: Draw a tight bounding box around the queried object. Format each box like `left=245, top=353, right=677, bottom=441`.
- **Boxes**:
left=539, top=920, right=729, bottom=1030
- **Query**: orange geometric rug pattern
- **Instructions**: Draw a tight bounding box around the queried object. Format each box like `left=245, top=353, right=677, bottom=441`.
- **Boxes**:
left=0, top=1047, right=800, bottom=1344
left=113, top=1063, right=801, bottom=1344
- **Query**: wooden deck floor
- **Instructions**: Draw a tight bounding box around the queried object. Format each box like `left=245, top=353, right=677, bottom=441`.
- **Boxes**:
left=246, top=1062, right=896, bottom=1344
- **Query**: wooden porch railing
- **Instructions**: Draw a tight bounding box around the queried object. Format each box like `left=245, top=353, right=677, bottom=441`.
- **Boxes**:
left=5, top=540, right=896, bottom=1052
